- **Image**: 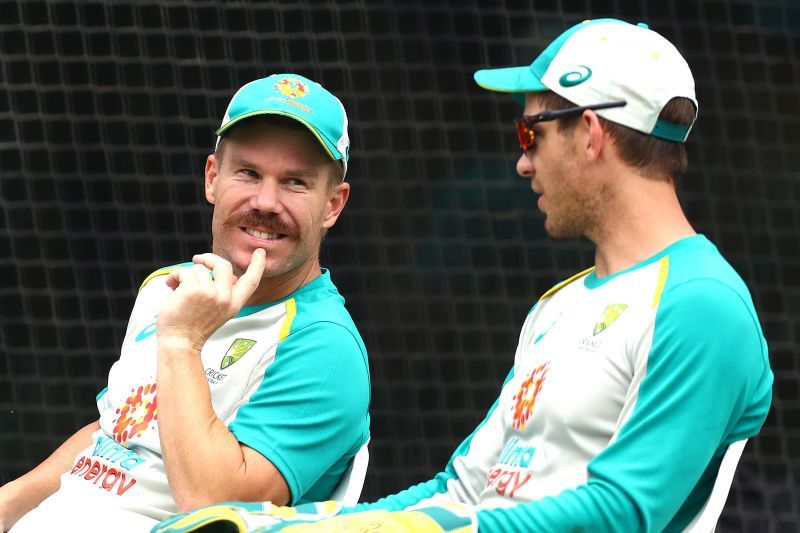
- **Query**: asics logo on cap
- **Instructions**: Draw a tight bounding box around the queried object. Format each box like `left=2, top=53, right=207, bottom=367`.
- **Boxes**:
left=559, top=65, right=592, bottom=87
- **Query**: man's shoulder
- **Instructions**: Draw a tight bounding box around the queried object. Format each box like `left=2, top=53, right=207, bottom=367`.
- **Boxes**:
left=537, top=266, right=595, bottom=303
left=288, top=271, right=363, bottom=340
left=661, top=236, right=753, bottom=306
left=138, top=262, right=193, bottom=291
left=656, top=240, right=765, bottom=350
left=286, top=299, right=365, bottom=353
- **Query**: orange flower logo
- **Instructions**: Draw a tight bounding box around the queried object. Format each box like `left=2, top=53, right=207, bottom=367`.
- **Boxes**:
left=112, top=383, right=158, bottom=446
left=275, top=78, right=308, bottom=99
left=511, top=362, right=549, bottom=430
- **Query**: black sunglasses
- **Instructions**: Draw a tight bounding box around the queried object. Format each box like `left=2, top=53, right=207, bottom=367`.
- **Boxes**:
left=514, top=101, right=627, bottom=153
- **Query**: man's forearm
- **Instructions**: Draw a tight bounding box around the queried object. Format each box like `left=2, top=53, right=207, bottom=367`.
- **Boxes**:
left=156, top=338, right=278, bottom=512
left=0, top=420, right=99, bottom=531
left=155, top=251, right=287, bottom=512
left=156, top=337, right=239, bottom=510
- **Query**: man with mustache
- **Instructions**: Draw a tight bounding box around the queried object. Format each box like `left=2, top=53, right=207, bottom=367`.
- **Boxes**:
left=0, top=74, right=370, bottom=532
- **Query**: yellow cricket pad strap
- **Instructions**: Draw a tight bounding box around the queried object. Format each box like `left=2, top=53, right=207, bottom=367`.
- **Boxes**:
left=268, top=510, right=442, bottom=532
left=151, top=501, right=474, bottom=533
left=263, top=504, right=475, bottom=533
left=151, top=504, right=249, bottom=533
left=151, top=501, right=342, bottom=533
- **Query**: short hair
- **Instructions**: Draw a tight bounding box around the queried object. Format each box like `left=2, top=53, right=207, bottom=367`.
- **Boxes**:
left=214, top=115, right=345, bottom=188
left=533, top=91, right=696, bottom=182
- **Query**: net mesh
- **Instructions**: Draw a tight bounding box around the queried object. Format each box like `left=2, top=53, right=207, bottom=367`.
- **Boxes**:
left=1, top=1, right=798, bottom=530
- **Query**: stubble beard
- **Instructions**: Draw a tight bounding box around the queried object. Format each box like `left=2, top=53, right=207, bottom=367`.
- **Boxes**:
left=544, top=196, right=594, bottom=239
left=543, top=179, right=610, bottom=240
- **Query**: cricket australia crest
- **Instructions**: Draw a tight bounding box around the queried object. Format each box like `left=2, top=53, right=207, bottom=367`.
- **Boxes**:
left=220, top=338, right=257, bottom=369
left=593, top=304, right=628, bottom=336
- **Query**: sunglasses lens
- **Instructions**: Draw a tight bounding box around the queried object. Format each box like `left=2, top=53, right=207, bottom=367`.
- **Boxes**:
left=515, top=120, right=534, bottom=152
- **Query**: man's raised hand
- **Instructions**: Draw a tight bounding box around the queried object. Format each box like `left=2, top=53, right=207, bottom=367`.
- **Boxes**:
left=156, top=249, right=266, bottom=353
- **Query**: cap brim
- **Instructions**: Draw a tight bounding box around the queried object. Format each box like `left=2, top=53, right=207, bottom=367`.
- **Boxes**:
left=473, top=66, right=547, bottom=93
left=215, top=110, right=340, bottom=163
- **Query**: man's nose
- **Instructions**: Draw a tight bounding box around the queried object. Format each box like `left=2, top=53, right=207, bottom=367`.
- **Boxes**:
left=251, top=179, right=283, bottom=213
left=516, top=152, right=533, bottom=177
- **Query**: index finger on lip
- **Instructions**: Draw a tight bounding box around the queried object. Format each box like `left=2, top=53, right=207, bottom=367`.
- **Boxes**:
left=232, top=249, right=266, bottom=304
left=193, top=253, right=233, bottom=286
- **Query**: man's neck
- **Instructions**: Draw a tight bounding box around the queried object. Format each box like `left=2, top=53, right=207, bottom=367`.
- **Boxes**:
left=245, top=261, right=322, bottom=307
left=590, top=173, right=696, bottom=278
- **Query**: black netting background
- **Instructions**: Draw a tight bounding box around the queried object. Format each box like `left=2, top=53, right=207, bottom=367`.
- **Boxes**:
left=1, top=1, right=798, bottom=530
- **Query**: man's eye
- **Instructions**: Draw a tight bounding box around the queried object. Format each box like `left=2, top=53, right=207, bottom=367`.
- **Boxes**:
left=239, top=169, right=259, bottom=178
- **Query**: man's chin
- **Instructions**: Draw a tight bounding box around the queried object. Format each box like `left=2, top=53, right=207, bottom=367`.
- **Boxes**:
left=223, top=252, right=253, bottom=278
left=544, top=220, right=582, bottom=240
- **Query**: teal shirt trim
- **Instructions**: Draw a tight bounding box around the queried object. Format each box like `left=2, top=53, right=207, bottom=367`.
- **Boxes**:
left=234, top=303, right=272, bottom=318
left=584, top=234, right=699, bottom=289
left=147, top=265, right=337, bottom=319
left=233, top=269, right=334, bottom=318
left=228, top=271, right=370, bottom=505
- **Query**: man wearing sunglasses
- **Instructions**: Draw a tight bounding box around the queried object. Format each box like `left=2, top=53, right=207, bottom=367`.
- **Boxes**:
left=153, top=19, right=773, bottom=533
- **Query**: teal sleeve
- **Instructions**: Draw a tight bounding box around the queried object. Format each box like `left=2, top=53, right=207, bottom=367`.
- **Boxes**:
left=345, top=473, right=457, bottom=514
left=228, top=321, right=370, bottom=505
left=474, top=280, right=773, bottom=532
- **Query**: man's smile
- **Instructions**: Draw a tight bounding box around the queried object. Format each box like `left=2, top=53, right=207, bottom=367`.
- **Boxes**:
left=243, top=228, right=286, bottom=240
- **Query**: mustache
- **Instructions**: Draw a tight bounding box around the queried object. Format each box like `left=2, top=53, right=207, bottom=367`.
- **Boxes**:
left=224, top=210, right=294, bottom=235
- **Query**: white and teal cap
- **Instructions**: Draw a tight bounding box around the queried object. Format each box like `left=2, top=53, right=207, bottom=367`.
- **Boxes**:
left=474, top=19, right=698, bottom=142
left=216, top=74, right=350, bottom=175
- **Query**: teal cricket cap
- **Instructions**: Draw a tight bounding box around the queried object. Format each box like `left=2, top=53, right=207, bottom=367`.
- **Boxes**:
left=474, top=18, right=698, bottom=142
left=216, top=74, right=350, bottom=176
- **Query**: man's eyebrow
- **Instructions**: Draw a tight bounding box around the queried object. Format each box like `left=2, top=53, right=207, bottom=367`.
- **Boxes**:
left=282, top=169, right=320, bottom=179
left=227, top=155, right=259, bottom=168
left=226, top=156, right=320, bottom=179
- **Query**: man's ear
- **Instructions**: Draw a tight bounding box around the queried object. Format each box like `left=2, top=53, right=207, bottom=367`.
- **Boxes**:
left=321, top=182, right=351, bottom=230
left=582, top=109, right=607, bottom=162
left=204, top=154, right=219, bottom=204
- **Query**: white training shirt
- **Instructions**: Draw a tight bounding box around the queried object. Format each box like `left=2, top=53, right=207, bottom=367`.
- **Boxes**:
left=353, top=235, right=772, bottom=532
left=13, top=267, right=369, bottom=531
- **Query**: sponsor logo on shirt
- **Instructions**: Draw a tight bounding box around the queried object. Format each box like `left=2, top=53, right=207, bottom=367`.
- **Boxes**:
left=486, top=467, right=532, bottom=498
left=497, top=437, right=535, bottom=468
left=486, top=438, right=535, bottom=498
left=511, top=362, right=549, bottom=431
left=533, top=313, right=562, bottom=345
left=91, top=435, right=145, bottom=470
left=69, top=455, right=138, bottom=496
left=135, top=319, right=157, bottom=342
left=67, top=436, right=146, bottom=496
left=112, top=383, right=158, bottom=446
